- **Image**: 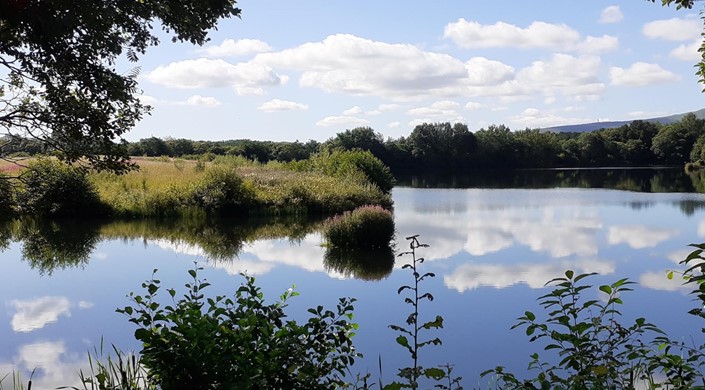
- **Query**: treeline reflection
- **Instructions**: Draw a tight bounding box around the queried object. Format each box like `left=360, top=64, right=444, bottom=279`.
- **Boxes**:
left=398, top=168, right=696, bottom=193
left=0, top=216, right=395, bottom=280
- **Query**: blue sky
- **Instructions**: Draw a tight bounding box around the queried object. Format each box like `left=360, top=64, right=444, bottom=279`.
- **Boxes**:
left=129, top=0, right=705, bottom=142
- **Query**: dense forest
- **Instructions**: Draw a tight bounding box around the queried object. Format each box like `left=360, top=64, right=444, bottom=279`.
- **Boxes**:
left=4, top=112, right=705, bottom=174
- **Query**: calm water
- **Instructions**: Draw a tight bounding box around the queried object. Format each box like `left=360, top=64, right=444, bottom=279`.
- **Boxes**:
left=2, top=169, right=705, bottom=387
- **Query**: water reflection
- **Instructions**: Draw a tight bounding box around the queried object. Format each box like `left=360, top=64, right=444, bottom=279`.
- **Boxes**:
left=444, top=259, right=615, bottom=291
left=323, top=246, right=395, bottom=281
left=1, top=341, right=86, bottom=389
left=10, top=296, right=72, bottom=332
left=397, top=168, right=696, bottom=193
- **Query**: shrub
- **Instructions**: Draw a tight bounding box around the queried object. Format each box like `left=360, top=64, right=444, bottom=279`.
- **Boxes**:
left=188, top=167, right=255, bottom=215
left=307, top=149, right=395, bottom=193
left=323, top=205, right=395, bottom=249
left=0, top=174, right=15, bottom=217
left=16, top=159, right=106, bottom=217
left=118, top=267, right=360, bottom=390
left=483, top=271, right=663, bottom=389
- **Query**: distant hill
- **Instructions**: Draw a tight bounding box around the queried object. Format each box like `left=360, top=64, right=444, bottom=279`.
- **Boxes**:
left=541, top=108, right=705, bottom=133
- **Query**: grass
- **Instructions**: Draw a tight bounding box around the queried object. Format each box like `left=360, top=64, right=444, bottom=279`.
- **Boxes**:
left=87, top=157, right=392, bottom=218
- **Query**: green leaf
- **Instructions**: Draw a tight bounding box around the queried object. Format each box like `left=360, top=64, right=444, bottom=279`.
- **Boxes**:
left=423, top=367, right=446, bottom=380
left=599, top=285, right=612, bottom=294
left=396, top=335, right=409, bottom=348
left=525, top=311, right=536, bottom=321
left=667, top=270, right=674, bottom=280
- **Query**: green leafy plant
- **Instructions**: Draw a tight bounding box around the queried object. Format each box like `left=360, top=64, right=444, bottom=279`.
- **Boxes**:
left=16, top=159, right=106, bottom=217
left=653, top=243, right=705, bottom=387
left=385, top=235, right=460, bottom=390
left=323, top=205, right=395, bottom=249
left=482, top=271, right=663, bottom=389
left=187, top=166, right=255, bottom=215
left=118, top=265, right=360, bottom=389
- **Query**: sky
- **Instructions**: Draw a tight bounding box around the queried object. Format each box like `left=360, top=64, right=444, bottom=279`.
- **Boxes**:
left=129, top=0, right=705, bottom=142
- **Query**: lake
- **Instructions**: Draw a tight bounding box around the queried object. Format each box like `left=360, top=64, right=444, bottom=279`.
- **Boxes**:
left=2, top=168, right=705, bottom=388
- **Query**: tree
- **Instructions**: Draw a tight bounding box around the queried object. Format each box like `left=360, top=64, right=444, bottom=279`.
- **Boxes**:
left=0, top=1, right=241, bottom=172
left=651, top=113, right=705, bottom=164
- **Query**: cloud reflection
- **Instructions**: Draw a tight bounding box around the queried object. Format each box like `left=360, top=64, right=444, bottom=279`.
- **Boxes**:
left=3, top=341, right=85, bottom=388
left=607, top=225, right=678, bottom=249
left=444, top=259, right=615, bottom=292
left=10, top=296, right=71, bottom=332
left=639, top=271, right=689, bottom=292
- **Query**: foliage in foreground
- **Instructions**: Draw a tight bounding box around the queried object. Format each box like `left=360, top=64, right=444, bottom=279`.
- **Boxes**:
left=384, top=235, right=462, bottom=390
left=483, top=271, right=667, bottom=389
left=323, top=205, right=395, bottom=249
left=117, top=266, right=360, bottom=390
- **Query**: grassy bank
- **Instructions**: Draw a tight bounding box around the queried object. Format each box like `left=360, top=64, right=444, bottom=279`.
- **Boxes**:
left=0, top=152, right=393, bottom=218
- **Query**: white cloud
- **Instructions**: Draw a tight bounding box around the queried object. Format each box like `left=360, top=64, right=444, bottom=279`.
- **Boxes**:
left=667, top=248, right=695, bottom=264
left=671, top=41, right=701, bottom=61
left=184, top=95, right=222, bottom=106
left=343, top=106, right=363, bottom=115
left=628, top=110, right=666, bottom=118
left=10, top=296, right=71, bottom=332
left=444, top=259, right=615, bottom=291
left=145, top=58, right=288, bottom=95
left=407, top=100, right=461, bottom=117
left=607, top=225, right=679, bottom=249
left=199, top=38, right=272, bottom=57
left=516, top=54, right=605, bottom=99
left=258, top=99, right=309, bottom=112
left=378, top=103, right=401, bottom=111
left=444, top=19, right=581, bottom=50
left=512, top=108, right=592, bottom=128
left=387, top=121, right=401, bottom=128
left=599, top=6, right=623, bottom=24
left=254, top=34, right=474, bottom=100
left=138, top=95, right=222, bottom=107
left=643, top=18, right=701, bottom=41
left=578, top=35, right=619, bottom=54
left=610, top=62, right=680, bottom=87
left=138, top=95, right=158, bottom=106
left=316, top=115, right=370, bottom=128
left=464, top=57, right=515, bottom=85
left=465, top=102, right=484, bottom=111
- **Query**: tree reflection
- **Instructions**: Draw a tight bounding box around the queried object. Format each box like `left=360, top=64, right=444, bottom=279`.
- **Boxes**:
left=323, top=246, right=395, bottom=281
left=16, top=218, right=101, bottom=275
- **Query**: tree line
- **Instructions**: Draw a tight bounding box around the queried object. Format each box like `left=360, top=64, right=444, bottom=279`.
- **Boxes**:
left=3, top=112, right=705, bottom=174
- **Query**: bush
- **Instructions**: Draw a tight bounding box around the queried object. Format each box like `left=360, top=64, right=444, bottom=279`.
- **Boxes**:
left=16, top=159, right=106, bottom=217
left=0, top=174, right=15, bottom=217
left=118, top=267, right=360, bottom=390
left=323, top=205, right=395, bottom=249
left=188, top=167, right=255, bottom=215
left=306, top=149, right=395, bottom=193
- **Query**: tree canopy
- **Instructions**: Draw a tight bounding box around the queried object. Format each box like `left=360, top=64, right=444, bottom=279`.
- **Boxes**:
left=0, top=0, right=241, bottom=172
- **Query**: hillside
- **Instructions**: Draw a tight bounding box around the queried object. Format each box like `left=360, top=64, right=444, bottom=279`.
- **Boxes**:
left=541, top=108, right=705, bottom=133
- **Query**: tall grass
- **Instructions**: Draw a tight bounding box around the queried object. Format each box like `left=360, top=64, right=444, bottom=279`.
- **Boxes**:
left=90, top=157, right=392, bottom=218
